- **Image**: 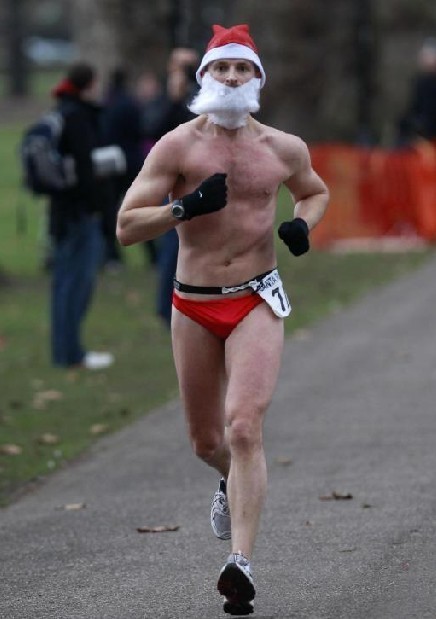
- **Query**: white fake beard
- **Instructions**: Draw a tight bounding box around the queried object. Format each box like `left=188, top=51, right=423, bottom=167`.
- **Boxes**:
left=188, top=73, right=261, bottom=130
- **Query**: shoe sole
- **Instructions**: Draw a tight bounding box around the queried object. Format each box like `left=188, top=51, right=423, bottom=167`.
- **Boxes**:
left=223, top=599, right=254, bottom=615
left=217, top=563, right=256, bottom=604
left=211, top=523, right=231, bottom=541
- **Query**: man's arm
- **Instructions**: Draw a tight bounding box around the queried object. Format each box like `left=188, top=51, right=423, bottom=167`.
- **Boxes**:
left=116, top=132, right=228, bottom=246
left=284, top=139, right=329, bottom=231
left=279, top=138, right=329, bottom=256
left=116, top=134, right=180, bottom=246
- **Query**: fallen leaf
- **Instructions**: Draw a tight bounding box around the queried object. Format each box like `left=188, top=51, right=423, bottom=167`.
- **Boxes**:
left=293, top=328, right=312, bottom=341
left=59, top=502, right=87, bottom=511
left=137, top=525, right=180, bottom=533
left=35, top=390, right=63, bottom=401
left=37, top=433, right=60, bottom=445
left=319, top=491, right=353, bottom=501
left=32, top=390, right=63, bottom=410
left=339, top=547, right=357, bottom=553
left=0, top=443, right=23, bottom=456
left=0, top=335, right=7, bottom=350
left=90, top=423, right=109, bottom=435
left=275, top=456, right=293, bottom=466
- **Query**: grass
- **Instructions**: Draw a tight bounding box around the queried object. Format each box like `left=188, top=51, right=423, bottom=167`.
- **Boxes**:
left=0, top=120, right=433, bottom=506
left=0, top=68, right=63, bottom=100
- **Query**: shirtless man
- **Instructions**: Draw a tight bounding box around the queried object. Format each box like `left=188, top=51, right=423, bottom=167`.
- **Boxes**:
left=117, top=24, right=329, bottom=616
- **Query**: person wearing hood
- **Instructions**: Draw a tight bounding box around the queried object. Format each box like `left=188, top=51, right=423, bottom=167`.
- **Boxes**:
left=50, top=62, right=113, bottom=370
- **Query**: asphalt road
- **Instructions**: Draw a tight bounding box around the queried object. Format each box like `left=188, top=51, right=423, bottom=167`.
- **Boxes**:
left=1, top=255, right=436, bottom=619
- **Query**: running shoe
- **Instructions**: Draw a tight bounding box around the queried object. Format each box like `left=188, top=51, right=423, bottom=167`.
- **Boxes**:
left=218, top=553, right=255, bottom=615
left=211, top=478, right=231, bottom=540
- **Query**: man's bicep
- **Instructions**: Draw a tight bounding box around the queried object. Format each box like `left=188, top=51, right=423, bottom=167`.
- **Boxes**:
left=284, top=143, right=327, bottom=202
left=286, top=168, right=327, bottom=204
left=121, top=156, right=178, bottom=212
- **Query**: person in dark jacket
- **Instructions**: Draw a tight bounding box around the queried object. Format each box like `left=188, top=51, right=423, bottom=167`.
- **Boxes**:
left=136, top=49, right=198, bottom=327
left=100, top=68, right=157, bottom=269
left=50, top=62, right=114, bottom=369
left=397, top=38, right=436, bottom=145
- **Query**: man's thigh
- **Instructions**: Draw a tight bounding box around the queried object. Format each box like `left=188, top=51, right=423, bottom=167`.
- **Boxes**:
left=172, top=307, right=227, bottom=436
left=224, top=301, right=284, bottom=424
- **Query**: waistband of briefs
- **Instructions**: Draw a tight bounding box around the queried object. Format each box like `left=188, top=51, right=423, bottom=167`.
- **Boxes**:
left=173, top=267, right=277, bottom=295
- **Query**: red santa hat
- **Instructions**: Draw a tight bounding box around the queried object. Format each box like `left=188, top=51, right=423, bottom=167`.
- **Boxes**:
left=196, top=24, right=266, bottom=88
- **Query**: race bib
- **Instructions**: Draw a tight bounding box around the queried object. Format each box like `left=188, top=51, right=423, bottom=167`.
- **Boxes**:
left=252, top=270, right=291, bottom=318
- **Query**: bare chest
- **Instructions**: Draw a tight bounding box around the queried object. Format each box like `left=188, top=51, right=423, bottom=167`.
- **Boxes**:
left=181, top=137, right=289, bottom=201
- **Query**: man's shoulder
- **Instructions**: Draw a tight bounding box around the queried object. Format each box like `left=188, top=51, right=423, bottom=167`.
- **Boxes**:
left=258, top=122, right=308, bottom=158
left=156, top=117, right=201, bottom=146
left=260, top=122, right=304, bottom=144
left=146, top=118, right=199, bottom=163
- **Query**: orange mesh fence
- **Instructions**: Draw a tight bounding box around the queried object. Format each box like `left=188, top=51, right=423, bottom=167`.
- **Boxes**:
left=307, top=143, right=436, bottom=247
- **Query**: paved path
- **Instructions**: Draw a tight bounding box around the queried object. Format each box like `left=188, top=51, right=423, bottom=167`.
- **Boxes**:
left=2, top=256, right=436, bottom=619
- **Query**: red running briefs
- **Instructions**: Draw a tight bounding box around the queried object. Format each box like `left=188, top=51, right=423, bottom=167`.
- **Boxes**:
left=172, top=291, right=263, bottom=339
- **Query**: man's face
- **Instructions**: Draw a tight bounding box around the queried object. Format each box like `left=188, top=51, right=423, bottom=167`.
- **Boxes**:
left=207, top=59, right=256, bottom=86
left=189, top=59, right=261, bottom=129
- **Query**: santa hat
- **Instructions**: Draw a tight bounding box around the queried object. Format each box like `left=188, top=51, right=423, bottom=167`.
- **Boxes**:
left=196, top=24, right=266, bottom=88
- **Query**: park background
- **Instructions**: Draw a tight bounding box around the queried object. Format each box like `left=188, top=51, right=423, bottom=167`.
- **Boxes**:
left=0, top=0, right=435, bottom=504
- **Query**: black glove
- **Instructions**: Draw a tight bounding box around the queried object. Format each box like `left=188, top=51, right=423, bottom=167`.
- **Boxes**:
left=278, top=218, right=310, bottom=256
left=181, top=173, right=227, bottom=220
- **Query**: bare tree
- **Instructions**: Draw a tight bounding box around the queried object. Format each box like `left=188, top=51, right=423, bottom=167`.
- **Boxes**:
left=72, top=0, right=173, bottom=84
left=70, top=0, right=436, bottom=141
left=5, top=0, right=29, bottom=96
left=230, top=0, right=364, bottom=141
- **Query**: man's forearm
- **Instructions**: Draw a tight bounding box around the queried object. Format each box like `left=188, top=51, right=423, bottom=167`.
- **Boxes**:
left=294, top=189, right=329, bottom=231
left=116, top=203, right=178, bottom=246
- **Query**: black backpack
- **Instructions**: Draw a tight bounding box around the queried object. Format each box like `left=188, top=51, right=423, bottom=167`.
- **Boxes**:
left=20, top=109, right=76, bottom=196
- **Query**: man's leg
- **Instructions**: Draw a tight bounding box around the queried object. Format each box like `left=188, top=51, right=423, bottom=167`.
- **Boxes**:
left=224, top=302, right=284, bottom=560
left=171, top=307, right=230, bottom=476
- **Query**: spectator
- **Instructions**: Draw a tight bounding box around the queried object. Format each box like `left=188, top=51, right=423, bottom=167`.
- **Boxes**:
left=397, top=38, right=436, bottom=146
left=50, top=62, right=113, bottom=370
left=136, top=49, right=199, bottom=327
left=101, top=68, right=157, bottom=269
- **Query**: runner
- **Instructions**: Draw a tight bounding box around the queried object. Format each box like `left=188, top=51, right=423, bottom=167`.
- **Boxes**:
left=117, top=23, right=329, bottom=615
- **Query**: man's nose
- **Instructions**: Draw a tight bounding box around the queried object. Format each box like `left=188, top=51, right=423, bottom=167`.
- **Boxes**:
left=225, top=68, right=239, bottom=85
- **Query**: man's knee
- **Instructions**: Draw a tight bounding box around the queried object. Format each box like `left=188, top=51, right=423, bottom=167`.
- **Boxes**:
left=191, top=432, right=223, bottom=464
left=227, top=415, right=263, bottom=454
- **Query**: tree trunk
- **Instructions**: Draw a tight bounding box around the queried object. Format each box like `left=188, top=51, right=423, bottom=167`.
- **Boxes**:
left=72, top=0, right=173, bottom=87
left=70, top=0, right=436, bottom=142
left=231, top=0, right=365, bottom=141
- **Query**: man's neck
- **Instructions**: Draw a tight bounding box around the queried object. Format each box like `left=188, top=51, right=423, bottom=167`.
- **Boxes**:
left=206, top=114, right=255, bottom=136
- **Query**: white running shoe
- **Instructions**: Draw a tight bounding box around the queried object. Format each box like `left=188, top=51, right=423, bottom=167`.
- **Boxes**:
left=218, top=553, right=255, bottom=615
left=211, top=478, right=231, bottom=540
left=83, top=351, right=114, bottom=370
